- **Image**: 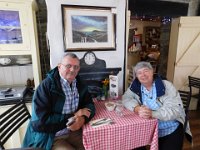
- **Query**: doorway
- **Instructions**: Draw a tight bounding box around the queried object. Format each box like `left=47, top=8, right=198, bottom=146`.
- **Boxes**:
left=126, top=0, right=189, bottom=88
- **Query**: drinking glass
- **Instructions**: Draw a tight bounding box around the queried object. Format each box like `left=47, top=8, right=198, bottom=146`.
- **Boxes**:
left=115, top=101, right=124, bottom=117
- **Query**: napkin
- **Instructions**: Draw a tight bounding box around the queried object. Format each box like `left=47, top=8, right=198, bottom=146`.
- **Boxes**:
left=90, top=118, right=113, bottom=128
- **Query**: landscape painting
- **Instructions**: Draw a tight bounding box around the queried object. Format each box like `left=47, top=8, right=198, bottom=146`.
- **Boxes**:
left=0, top=10, right=22, bottom=44
left=62, top=6, right=115, bottom=51
left=72, top=16, right=107, bottom=43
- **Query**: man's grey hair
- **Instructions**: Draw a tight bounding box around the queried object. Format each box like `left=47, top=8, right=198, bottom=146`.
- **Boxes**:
left=64, top=53, right=79, bottom=59
left=134, top=61, right=153, bottom=74
left=61, top=53, right=80, bottom=62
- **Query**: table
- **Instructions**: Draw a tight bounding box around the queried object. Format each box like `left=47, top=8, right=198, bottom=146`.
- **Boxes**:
left=83, top=100, right=158, bottom=150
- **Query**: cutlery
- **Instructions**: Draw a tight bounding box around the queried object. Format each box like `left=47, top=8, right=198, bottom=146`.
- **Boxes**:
left=91, top=118, right=113, bottom=126
left=91, top=118, right=107, bottom=126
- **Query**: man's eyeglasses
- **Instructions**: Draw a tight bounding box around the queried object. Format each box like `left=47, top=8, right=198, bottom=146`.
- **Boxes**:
left=61, top=64, right=80, bottom=70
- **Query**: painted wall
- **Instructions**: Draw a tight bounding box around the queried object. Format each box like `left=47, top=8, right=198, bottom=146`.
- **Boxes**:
left=45, top=0, right=127, bottom=95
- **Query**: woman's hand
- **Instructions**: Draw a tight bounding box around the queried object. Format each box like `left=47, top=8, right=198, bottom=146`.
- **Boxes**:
left=135, top=105, right=152, bottom=119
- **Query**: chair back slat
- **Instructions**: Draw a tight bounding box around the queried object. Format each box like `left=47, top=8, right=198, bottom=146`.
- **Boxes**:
left=188, top=76, right=200, bottom=110
left=188, top=76, right=200, bottom=89
left=0, top=100, right=31, bottom=149
left=178, top=90, right=191, bottom=131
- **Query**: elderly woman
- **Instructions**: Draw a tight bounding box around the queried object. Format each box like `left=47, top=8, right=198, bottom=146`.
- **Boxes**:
left=122, top=61, right=192, bottom=150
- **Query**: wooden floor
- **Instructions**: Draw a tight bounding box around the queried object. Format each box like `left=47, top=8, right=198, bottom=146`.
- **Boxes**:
left=183, top=110, right=200, bottom=150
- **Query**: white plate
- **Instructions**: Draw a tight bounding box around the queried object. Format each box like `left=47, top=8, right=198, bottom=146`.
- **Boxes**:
left=16, top=58, right=31, bottom=61
left=16, top=60, right=32, bottom=64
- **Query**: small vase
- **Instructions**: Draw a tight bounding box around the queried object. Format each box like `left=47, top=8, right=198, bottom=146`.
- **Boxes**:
left=102, top=85, right=108, bottom=99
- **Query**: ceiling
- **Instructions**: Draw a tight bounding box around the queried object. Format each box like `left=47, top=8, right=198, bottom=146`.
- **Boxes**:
left=128, top=0, right=200, bottom=18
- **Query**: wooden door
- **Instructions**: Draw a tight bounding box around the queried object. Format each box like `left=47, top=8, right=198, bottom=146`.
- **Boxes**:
left=167, top=17, right=200, bottom=90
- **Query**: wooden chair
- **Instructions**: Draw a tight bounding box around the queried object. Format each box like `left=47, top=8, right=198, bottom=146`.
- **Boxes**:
left=0, top=100, right=31, bottom=149
left=178, top=90, right=191, bottom=131
left=188, top=76, right=200, bottom=109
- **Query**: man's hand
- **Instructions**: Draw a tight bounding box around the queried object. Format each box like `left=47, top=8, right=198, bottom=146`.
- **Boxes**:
left=74, top=108, right=91, bottom=118
left=67, top=115, right=85, bottom=131
left=67, top=108, right=91, bottom=131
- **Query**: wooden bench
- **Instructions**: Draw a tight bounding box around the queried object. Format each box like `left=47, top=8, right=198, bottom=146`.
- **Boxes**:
left=0, top=100, right=31, bottom=149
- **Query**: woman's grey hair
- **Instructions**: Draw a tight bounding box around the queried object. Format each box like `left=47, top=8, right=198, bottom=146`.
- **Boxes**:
left=134, top=61, right=153, bottom=74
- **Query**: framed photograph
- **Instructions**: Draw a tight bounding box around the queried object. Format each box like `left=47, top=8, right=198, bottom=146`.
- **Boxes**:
left=62, top=6, right=116, bottom=51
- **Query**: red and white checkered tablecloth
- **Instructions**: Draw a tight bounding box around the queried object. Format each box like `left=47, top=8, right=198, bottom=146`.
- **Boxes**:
left=83, top=100, right=158, bottom=150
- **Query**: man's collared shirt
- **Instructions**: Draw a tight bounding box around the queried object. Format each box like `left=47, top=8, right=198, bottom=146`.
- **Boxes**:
left=55, top=75, right=79, bottom=136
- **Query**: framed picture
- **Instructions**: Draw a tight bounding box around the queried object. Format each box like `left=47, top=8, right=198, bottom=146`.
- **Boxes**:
left=0, top=6, right=30, bottom=51
left=62, top=6, right=116, bottom=51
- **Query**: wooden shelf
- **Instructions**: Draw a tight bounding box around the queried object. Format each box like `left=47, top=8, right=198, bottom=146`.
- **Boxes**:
left=144, top=26, right=160, bottom=50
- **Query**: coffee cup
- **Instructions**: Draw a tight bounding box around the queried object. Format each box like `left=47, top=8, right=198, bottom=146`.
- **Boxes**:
left=105, top=102, right=116, bottom=111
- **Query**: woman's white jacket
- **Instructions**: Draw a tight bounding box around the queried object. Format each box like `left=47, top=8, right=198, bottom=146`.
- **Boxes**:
left=122, top=76, right=192, bottom=142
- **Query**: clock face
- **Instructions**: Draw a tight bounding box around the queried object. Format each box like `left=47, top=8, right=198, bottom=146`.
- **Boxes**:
left=84, top=52, right=96, bottom=65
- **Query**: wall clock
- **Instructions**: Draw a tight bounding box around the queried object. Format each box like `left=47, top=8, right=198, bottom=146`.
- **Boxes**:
left=83, top=51, right=96, bottom=65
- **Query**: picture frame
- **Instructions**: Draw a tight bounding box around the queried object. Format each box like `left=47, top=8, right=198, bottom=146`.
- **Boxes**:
left=62, top=6, right=116, bottom=51
left=0, top=7, right=30, bottom=51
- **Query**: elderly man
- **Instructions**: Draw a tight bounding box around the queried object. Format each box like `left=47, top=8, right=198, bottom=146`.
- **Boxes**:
left=122, top=61, right=192, bottom=150
left=23, top=53, right=95, bottom=150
